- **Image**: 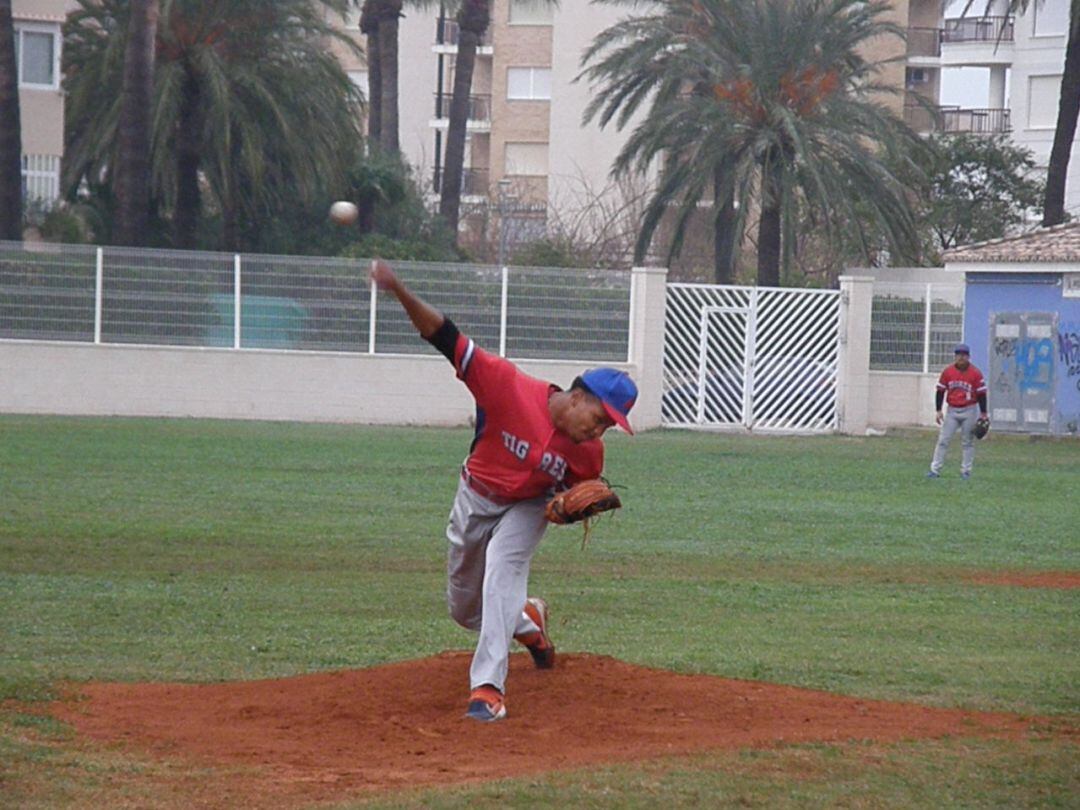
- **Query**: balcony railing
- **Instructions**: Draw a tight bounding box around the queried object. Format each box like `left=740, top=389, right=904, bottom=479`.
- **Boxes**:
left=436, top=19, right=493, bottom=47
left=907, top=27, right=942, bottom=58
left=942, top=16, right=1014, bottom=43
left=432, top=167, right=490, bottom=197
left=433, top=92, right=491, bottom=122
left=904, top=103, right=1011, bottom=134
left=941, top=106, right=1010, bottom=133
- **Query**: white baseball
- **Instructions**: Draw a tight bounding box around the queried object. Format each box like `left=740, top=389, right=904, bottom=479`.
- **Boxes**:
left=329, top=200, right=359, bottom=225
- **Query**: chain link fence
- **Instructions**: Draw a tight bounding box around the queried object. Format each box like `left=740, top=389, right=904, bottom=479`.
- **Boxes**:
left=870, top=281, right=964, bottom=372
left=0, top=241, right=631, bottom=362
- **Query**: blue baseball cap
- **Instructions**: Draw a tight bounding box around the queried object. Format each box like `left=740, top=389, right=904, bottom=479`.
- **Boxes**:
left=580, top=367, right=637, bottom=434
left=954, top=343, right=971, bottom=355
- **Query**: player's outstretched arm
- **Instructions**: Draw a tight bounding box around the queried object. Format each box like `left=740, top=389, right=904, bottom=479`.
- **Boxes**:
left=369, top=259, right=445, bottom=339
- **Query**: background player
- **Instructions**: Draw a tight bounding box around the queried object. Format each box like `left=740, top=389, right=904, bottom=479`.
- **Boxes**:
left=369, top=259, right=637, bottom=721
left=927, top=343, right=988, bottom=480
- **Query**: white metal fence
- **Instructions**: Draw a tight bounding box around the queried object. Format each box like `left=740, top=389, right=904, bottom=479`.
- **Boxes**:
left=0, top=241, right=632, bottom=361
left=663, top=283, right=841, bottom=432
left=870, top=282, right=964, bottom=372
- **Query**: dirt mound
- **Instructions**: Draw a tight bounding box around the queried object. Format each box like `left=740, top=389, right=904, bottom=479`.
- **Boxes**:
left=51, top=651, right=1044, bottom=806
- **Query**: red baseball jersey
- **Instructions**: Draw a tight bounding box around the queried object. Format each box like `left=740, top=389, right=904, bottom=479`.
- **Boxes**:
left=448, top=332, right=603, bottom=500
left=937, top=363, right=987, bottom=408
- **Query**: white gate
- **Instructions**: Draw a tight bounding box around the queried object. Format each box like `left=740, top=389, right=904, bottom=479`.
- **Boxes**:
left=662, top=283, right=842, bottom=432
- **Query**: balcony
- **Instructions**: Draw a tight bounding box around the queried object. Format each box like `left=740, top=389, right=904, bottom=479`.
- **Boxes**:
left=904, top=103, right=1011, bottom=134
left=907, top=27, right=942, bottom=59
left=432, top=167, right=490, bottom=199
left=435, top=19, right=493, bottom=53
left=432, top=92, right=492, bottom=132
left=942, top=16, right=1014, bottom=44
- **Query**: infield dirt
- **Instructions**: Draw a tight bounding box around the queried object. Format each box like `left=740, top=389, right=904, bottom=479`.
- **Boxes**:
left=46, top=651, right=1063, bottom=808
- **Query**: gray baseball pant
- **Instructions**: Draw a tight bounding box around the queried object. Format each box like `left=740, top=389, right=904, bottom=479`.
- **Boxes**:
left=930, top=404, right=979, bottom=475
left=445, top=477, right=547, bottom=692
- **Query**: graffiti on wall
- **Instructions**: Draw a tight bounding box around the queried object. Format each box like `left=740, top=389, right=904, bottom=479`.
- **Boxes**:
left=1060, top=322, right=1080, bottom=388
left=995, top=334, right=1054, bottom=391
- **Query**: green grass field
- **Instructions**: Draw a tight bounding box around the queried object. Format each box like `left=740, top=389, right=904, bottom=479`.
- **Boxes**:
left=1, top=415, right=1077, bottom=808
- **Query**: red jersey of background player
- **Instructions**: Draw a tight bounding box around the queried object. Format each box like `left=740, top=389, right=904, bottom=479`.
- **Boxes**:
left=432, top=321, right=603, bottom=500
left=937, top=363, right=987, bottom=408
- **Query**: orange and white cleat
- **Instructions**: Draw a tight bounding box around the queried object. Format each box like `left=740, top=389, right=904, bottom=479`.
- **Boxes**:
left=466, top=684, right=507, bottom=722
left=515, top=596, right=555, bottom=669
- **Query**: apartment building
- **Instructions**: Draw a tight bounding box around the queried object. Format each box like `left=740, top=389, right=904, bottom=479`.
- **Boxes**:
left=12, top=0, right=73, bottom=208
left=904, top=0, right=1079, bottom=215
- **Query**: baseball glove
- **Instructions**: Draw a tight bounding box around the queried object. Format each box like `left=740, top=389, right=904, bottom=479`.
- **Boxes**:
left=545, top=479, right=621, bottom=549
left=973, top=416, right=990, bottom=439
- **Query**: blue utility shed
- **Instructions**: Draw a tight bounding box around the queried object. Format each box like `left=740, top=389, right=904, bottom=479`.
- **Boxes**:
left=944, top=222, right=1080, bottom=436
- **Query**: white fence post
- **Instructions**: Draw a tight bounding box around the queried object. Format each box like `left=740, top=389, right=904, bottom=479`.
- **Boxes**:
left=233, top=254, right=242, bottom=350
left=93, top=247, right=103, bottom=344
left=837, top=276, right=874, bottom=435
left=628, top=266, right=668, bottom=431
left=499, top=266, right=509, bottom=357
left=922, top=282, right=932, bottom=373
left=368, top=276, right=378, bottom=354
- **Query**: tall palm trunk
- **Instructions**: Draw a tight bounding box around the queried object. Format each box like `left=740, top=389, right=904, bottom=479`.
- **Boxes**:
left=375, top=0, right=402, bottom=154
left=439, top=0, right=488, bottom=235
left=174, top=66, right=202, bottom=248
left=712, top=165, right=736, bottom=284
left=360, top=0, right=381, bottom=146
left=757, top=152, right=782, bottom=287
left=0, top=0, right=23, bottom=240
left=1041, top=12, right=1080, bottom=226
left=114, top=0, right=159, bottom=246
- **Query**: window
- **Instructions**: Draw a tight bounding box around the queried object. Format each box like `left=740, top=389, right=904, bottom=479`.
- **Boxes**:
left=1028, top=75, right=1060, bottom=128
left=509, top=0, right=554, bottom=25
left=905, top=68, right=929, bottom=88
left=504, top=142, right=549, bottom=176
left=14, top=25, right=59, bottom=89
left=507, top=67, right=551, bottom=100
left=1033, top=0, right=1069, bottom=36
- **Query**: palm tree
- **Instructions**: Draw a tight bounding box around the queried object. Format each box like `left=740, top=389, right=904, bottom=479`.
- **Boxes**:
left=0, top=0, right=22, bottom=240
left=978, top=0, right=1079, bottom=227
left=113, top=0, right=159, bottom=246
left=360, top=0, right=382, bottom=145
left=63, top=0, right=365, bottom=249
left=438, top=0, right=488, bottom=232
left=582, top=0, right=926, bottom=286
left=369, top=0, right=403, bottom=154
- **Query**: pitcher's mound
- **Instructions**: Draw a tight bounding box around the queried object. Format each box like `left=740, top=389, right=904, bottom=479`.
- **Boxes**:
left=52, top=651, right=1041, bottom=804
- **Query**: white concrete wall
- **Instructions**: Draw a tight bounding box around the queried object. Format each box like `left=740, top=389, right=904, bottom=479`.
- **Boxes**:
left=867, top=371, right=940, bottom=428
left=0, top=340, right=646, bottom=427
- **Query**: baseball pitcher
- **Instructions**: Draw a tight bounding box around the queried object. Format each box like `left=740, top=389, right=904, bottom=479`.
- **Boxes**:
left=370, top=259, right=636, bottom=722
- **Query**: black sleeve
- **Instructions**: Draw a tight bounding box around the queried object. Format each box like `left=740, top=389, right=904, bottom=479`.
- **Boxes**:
left=935, top=390, right=944, bottom=411
left=977, top=392, right=988, bottom=415
left=425, top=317, right=460, bottom=363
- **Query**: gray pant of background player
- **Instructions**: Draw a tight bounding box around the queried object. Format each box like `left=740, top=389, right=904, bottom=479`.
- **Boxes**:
left=930, top=404, right=980, bottom=476
left=445, top=477, right=548, bottom=692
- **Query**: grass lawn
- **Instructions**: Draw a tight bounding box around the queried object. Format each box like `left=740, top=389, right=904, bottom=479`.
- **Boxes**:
left=1, top=415, right=1077, bottom=807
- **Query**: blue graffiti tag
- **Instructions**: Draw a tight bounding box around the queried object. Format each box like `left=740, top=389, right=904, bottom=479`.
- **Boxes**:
left=1017, top=337, right=1054, bottom=391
